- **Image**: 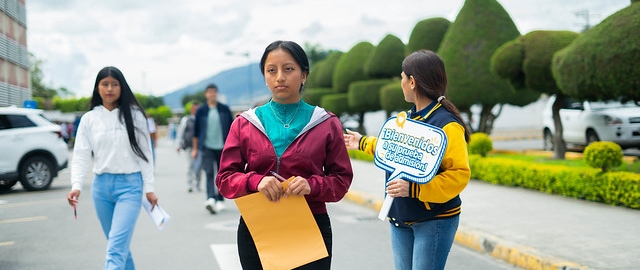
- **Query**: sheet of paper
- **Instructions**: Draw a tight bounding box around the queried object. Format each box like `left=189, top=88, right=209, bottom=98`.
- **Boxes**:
left=235, top=193, right=328, bottom=270
left=378, top=195, right=394, bottom=221
left=142, top=199, right=170, bottom=231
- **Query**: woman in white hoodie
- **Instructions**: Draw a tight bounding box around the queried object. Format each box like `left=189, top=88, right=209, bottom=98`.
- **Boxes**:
left=66, top=66, right=157, bottom=269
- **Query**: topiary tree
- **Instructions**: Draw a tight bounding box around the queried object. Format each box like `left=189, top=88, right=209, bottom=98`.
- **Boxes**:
left=332, top=42, right=374, bottom=93
left=309, top=51, right=343, bottom=88
left=380, top=80, right=411, bottom=117
left=406, top=17, right=451, bottom=54
left=552, top=2, right=640, bottom=103
left=347, top=79, right=393, bottom=134
left=438, top=0, right=521, bottom=134
left=320, top=93, right=351, bottom=117
left=302, top=88, right=334, bottom=106
left=468, top=132, right=493, bottom=157
left=583, top=141, right=623, bottom=172
left=306, top=61, right=326, bottom=89
left=364, top=34, right=405, bottom=79
left=490, top=30, right=580, bottom=159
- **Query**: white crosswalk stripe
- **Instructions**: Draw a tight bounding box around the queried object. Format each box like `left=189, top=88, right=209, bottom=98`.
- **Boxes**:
left=210, top=243, right=242, bottom=270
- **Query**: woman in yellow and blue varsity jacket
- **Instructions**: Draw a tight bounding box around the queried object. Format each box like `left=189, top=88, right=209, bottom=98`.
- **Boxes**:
left=344, top=50, right=471, bottom=270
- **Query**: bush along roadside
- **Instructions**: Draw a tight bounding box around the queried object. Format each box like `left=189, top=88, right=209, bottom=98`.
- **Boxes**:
left=468, top=154, right=640, bottom=209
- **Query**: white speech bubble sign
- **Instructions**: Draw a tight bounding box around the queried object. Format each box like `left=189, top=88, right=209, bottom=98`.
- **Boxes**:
left=374, top=112, right=447, bottom=184
left=373, top=112, right=448, bottom=220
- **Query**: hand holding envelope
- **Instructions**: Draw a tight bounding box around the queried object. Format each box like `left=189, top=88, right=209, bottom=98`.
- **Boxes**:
left=234, top=172, right=327, bottom=270
left=271, top=171, right=311, bottom=197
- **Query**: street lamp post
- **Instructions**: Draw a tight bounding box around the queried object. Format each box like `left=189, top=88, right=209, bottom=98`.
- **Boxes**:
left=226, top=51, right=252, bottom=108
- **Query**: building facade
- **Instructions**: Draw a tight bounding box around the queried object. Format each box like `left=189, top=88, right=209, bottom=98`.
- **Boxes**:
left=0, top=0, right=29, bottom=107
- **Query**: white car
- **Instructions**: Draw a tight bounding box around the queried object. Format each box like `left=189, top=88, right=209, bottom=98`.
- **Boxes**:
left=542, top=95, right=640, bottom=150
left=0, top=106, right=69, bottom=191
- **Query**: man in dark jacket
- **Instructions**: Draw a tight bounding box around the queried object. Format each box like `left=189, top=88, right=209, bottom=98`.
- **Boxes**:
left=192, top=84, right=233, bottom=214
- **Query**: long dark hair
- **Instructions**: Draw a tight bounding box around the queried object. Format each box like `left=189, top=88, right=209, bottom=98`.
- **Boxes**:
left=90, top=66, right=150, bottom=162
left=259, top=40, right=310, bottom=92
left=402, top=50, right=471, bottom=142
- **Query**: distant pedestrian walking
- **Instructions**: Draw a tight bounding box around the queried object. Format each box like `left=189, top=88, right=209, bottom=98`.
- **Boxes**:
left=147, top=115, right=158, bottom=163
left=176, top=102, right=202, bottom=193
left=192, top=84, right=233, bottom=214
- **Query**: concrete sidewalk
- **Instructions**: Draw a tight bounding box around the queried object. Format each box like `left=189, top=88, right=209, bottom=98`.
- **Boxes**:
left=344, top=159, right=640, bottom=270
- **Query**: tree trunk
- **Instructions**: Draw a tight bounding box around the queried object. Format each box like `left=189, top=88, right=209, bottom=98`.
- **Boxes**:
left=478, top=104, right=498, bottom=134
left=357, top=112, right=366, bottom=135
left=461, top=108, right=475, bottom=133
left=552, top=95, right=567, bottom=159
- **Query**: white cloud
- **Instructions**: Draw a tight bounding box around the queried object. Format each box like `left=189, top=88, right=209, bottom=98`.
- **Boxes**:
left=25, top=0, right=631, bottom=98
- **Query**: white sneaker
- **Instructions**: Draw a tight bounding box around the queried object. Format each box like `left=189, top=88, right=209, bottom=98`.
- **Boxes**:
left=205, top=198, right=216, bottom=214
left=214, top=201, right=225, bottom=212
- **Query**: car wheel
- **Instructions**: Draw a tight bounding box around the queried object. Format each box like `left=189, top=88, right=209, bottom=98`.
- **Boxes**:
left=19, top=156, right=54, bottom=191
left=586, top=130, right=600, bottom=146
left=543, top=130, right=554, bottom=151
left=0, top=179, right=18, bottom=191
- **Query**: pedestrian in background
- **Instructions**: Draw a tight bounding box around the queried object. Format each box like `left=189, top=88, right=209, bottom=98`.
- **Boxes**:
left=66, top=66, right=158, bottom=269
left=147, top=115, right=158, bottom=163
left=60, top=121, right=70, bottom=144
left=192, top=84, right=233, bottom=214
left=344, top=50, right=471, bottom=270
left=176, top=101, right=202, bottom=192
left=216, top=40, right=353, bottom=269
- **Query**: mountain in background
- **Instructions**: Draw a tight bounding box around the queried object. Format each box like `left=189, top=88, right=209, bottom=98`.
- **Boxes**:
left=162, top=62, right=269, bottom=111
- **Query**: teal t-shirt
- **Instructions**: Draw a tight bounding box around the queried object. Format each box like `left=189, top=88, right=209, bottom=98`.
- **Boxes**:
left=256, top=100, right=314, bottom=157
left=204, top=105, right=224, bottom=150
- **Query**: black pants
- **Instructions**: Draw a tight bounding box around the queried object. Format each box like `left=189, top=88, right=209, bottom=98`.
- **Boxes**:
left=201, top=147, right=224, bottom=201
left=237, top=213, right=333, bottom=270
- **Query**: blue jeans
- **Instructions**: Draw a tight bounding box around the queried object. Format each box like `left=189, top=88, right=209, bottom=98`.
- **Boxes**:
left=390, top=216, right=459, bottom=270
left=186, top=147, right=203, bottom=189
left=92, top=172, right=143, bottom=270
left=201, top=147, right=224, bottom=201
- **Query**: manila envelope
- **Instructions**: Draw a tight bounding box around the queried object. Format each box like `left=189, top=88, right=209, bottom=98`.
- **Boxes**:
left=235, top=192, right=328, bottom=270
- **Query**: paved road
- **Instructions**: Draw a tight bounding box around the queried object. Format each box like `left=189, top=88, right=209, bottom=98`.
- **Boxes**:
left=0, top=138, right=520, bottom=270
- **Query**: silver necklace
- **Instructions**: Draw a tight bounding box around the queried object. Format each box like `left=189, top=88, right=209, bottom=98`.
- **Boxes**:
left=270, top=101, right=300, bottom=128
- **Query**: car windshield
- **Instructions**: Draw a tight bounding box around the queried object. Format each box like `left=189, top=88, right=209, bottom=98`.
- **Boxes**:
left=37, top=113, right=56, bottom=123
left=589, top=100, right=640, bottom=110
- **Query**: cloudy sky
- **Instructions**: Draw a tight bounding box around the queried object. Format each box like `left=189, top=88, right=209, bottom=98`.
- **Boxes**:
left=26, top=0, right=630, bottom=98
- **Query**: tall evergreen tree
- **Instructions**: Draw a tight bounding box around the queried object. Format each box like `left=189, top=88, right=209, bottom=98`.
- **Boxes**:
left=552, top=2, right=640, bottom=103
left=491, top=30, right=580, bottom=159
left=406, top=17, right=451, bottom=54
left=363, top=34, right=405, bottom=79
left=332, top=42, right=374, bottom=93
left=438, top=0, right=521, bottom=133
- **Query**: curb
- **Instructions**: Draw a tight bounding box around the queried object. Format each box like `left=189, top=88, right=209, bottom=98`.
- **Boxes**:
left=343, top=191, right=590, bottom=270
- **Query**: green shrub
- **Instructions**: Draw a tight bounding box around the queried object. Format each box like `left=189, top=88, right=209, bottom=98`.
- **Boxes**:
left=468, top=132, right=493, bottom=157
left=583, top=141, right=623, bottom=172
left=469, top=154, right=640, bottom=209
left=348, top=150, right=374, bottom=162
left=356, top=152, right=640, bottom=209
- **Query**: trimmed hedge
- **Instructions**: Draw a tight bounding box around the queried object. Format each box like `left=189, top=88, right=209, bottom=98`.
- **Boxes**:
left=469, top=155, right=640, bottom=209
left=303, top=88, right=334, bottom=106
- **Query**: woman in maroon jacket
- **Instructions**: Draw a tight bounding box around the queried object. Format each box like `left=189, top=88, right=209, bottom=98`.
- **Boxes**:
left=216, top=40, right=353, bottom=270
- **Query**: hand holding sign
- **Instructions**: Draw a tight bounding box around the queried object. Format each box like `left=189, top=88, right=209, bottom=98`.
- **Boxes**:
left=374, top=111, right=447, bottom=220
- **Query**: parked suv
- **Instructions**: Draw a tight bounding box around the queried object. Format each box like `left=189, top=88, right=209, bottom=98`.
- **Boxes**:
left=542, top=95, right=640, bottom=150
left=0, top=106, right=69, bottom=191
